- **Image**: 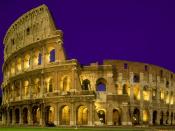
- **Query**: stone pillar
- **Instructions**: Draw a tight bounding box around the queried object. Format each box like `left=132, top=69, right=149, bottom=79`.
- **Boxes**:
left=129, top=72, right=134, bottom=103
left=156, top=110, right=160, bottom=125
left=121, top=103, right=130, bottom=125
left=40, top=75, right=44, bottom=97
left=70, top=103, right=75, bottom=126
left=42, top=46, right=46, bottom=67
left=57, top=104, right=60, bottom=125
left=54, top=105, right=58, bottom=126
left=19, top=107, right=23, bottom=125
left=28, top=106, right=33, bottom=125
left=149, top=110, right=153, bottom=125
left=140, top=108, right=143, bottom=125
left=20, top=80, right=22, bottom=100
left=7, top=109, right=10, bottom=125
left=88, top=103, right=93, bottom=126
left=107, top=104, right=112, bottom=125
left=12, top=108, right=15, bottom=125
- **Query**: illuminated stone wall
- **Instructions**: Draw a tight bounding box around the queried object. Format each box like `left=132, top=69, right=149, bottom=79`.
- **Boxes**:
left=1, top=4, right=175, bottom=127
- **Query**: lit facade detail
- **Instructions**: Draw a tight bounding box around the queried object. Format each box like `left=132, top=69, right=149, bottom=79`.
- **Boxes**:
left=1, top=4, right=175, bottom=127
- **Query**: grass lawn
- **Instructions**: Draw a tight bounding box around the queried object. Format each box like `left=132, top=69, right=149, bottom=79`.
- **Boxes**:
left=0, top=127, right=146, bottom=131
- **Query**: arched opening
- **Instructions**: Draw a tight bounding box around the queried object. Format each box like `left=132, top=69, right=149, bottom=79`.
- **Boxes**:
left=113, top=109, right=121, bottom=125
left=17, top=58, right=22, bottom=72
left=133, top=108, right=140, bottom=125
left=9, top=109, right=12, bottom=124
left=82, top=79, right=91, bottom=90
left=122, top=84, right=128, bottom=95
left=24, top=54, right=30, bottom=69
left=153, top=111, right=157, bottom=125
left=77, top=105, right=88, bottom=125
left=97, top=110, right=105, bottom=124
left=45, top=106, right=55, bottom=126
left=48, top=79, right=53, bottom=92
left=133, top=74, right=140, bottom=82
left=32, top=106, right=40, bottom=125
left=60, top=105, right=70, bottom=125
left=143, top=109, right=149, bottom=124
left=50, top=49, right=55, bottom=62
left=160, top=111, right=164, bottom=125
left=15, top=108, right=20, bottom=124
left=38, top=53, right=42, bottom=65
left=143, top=86, right=150, bottom=101
left=23, top=108, right=28, bottom=124
left=133, top=85, right=140, bottom=100
left=62, top=76, right=70, bottom=92
left=96, top=78, right=106, bottom=91
left=34, top=78, right=40, bottom=97
left=171, top=112, right=173, bottom=125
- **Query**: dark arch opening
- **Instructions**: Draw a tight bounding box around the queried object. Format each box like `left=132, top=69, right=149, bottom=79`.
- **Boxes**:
left=96, top=78, right=106, bottom=91
left=153, top=111, right=157, bottom=125
left=50, top=49, right=55, bottom=62
left=133, top=108, right=140, bottom=125
left=15, top=108, right=20, bottom=124
left=97, top=110, right=105, bottom=124
left=82, top=79, right=90, bottom=90
left=23, top=108, right=28, bottom=124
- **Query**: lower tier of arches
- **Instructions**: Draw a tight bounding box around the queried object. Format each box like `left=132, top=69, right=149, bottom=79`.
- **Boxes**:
left=1, top=102, right=175, bottom=126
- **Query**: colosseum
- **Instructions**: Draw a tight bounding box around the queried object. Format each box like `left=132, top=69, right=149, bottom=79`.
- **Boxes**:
left=1, top=4, right=175, bottom=127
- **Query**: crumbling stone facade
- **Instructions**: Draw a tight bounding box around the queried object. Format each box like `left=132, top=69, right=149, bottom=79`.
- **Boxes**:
left=1, top=4, right=175, bottom=126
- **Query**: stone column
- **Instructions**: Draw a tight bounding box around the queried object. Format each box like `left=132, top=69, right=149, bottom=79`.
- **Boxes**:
left=107, top=105, right=113, bottom=125
left=149, top=109, right=153, bottom=125
left=20, top=80, right=22, bottom=100
left=40, top=75, right=44, bottom=97
left=54, top=105, right=58, bottom=126
left=19, top=107, right=23, bottom=125
left=12, top=108, right=15, bottom=125
left=140, top=108, right=143, bottom=125
left=129, top=72, right=134, bottom=103
left=121, top=103, right=130, bottom=125
left=70, top=103, right=75, bottom=126
left=42, top=46, right=46, bottom=67
left=88, top=103, right=93, bottom=126
left=156, top=110, right=160, bottom=125
left=28, top=106, right=33, bottom=125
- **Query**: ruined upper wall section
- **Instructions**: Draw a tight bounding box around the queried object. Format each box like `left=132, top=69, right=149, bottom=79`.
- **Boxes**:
left=3, top=4, right=61, bottom=61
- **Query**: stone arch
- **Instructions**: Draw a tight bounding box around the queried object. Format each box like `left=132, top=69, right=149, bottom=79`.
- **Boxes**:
left=160, top=111, right=164, bottom=125
left=152, top=110, right=157, bottom=125
left=122, top=84, right=128, bottom=95
left=15, top=108, right=20, bottom=124
left=171, top=112, right=173, bottom=125
left=34, top=78, right=40, bottom=96
left=61, top=76, right=71, bottom=92
left=9, top=108, right=13, bottom=124
left=97, top=109, right=106, bottom=124
left=143, top=109, right=149, bottom=124
left=76, top=105, right=88, bottom=125
left=60, top=105, right=70, bottom=125
left=24, top=54, right=30, bottom=69
left=133, top=108, right=140, bottom=125
left=82, top=79, right=91, bottom=90
left=45, top=77, right=53, bottom=93
left=45, top=106, right=55, bottom=126
left=23, top=107, right=28, bottom=124
left=33, top=50, right=42, bottom=66
left=17, top=57, right=22, bottom=71
left=133, top=85, right=140, bottom=100
left=96, top=78, right=107, bottom=91
left=32, top=106, right=40, bottom=124
left=113, top=108, right=121, bottom=125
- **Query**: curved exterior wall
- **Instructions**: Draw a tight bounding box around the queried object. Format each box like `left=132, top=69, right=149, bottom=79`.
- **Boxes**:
left=1, top=4, right=175, bottom=126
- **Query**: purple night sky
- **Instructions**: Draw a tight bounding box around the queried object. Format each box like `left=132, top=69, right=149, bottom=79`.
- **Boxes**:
left=0, top=0, right=175, bottom=95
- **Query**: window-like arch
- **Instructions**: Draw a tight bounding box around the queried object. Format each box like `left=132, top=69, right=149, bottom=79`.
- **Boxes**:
left=96, top=78, right=107, bottom=91
left=34, top=78, right=40, bottom=96
left=23, top=108, right=28, bottom=124
left=77, top=105, right=88, bottom=125
left=45, top=106, right=55, bottom=126
left=49, top=79, right=53, bottom=92
left=50, top=49, right=55, bottom=62
left=24, top=54, right=30, bottom=69
left=82, top=79, right=91, bottom=90
left=17, top=58, right=22, bottom=71
left=133, top=74, right=140, bottom=83
left=143, top=85, right=150, bottom=101
left=24, top=80, right=29, bottom=97
left=61, top=76, right=71, bottom=92
left=97, top=110, right=105, bottom=124
left=60, top=105, right=70, bottom=125
left=122, top=84, right=128, bottom=95
left=38, top=53, right=42, bottom=65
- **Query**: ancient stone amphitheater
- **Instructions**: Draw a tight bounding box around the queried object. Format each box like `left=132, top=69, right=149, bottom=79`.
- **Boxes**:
left=1, top=4, right=175, bottom=127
